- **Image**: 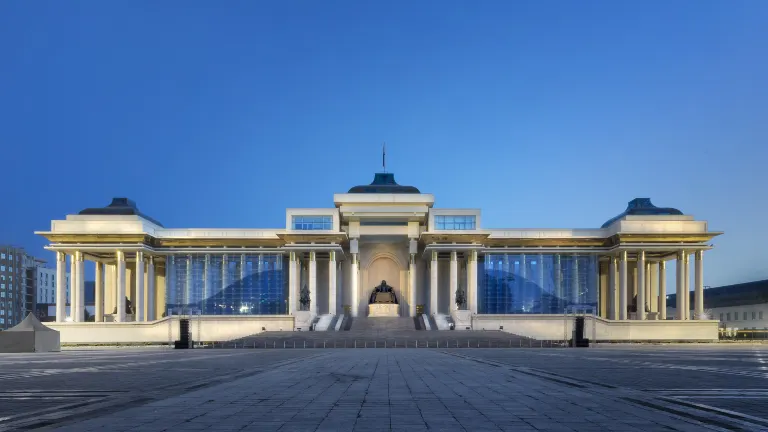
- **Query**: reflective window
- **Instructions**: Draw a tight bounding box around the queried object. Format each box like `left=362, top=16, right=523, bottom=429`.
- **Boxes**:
left=744, top=312, right=748, bottom=320
left=478, top=254, right=599, bottom=314
left=166, top=254, right=287, bottom=316
left=760, top=311, right=764, bottom=320
left=719, top=313, right=724, bottom=322
left=726, top=312, right=731, bottom=321
left=292, top=216, right=332, bottom=230
left=435, top=215, right=476, bottom=230
left=753, top=312, right=757, bottom=320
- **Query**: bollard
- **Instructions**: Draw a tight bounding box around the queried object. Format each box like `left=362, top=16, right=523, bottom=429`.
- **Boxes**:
left=273, top=341, right=275, bottom=348
left=284, top=341, right=286, bottom=348
left=355, top=340, right=357, bottom=348
left=324, top=341, right=326, bottom=348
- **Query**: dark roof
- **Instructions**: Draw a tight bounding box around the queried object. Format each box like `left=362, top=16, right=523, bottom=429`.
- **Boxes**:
left=78, top=198, right=164, bottom=227
left=348, top=173, right=420, bottom=194
left=601, top=198, right=683, bottom=228
left=666, top=279, right=768, bottom=309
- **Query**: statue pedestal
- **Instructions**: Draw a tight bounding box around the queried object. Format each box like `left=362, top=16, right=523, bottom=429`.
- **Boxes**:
left=368, top=304, right=399, bottom=317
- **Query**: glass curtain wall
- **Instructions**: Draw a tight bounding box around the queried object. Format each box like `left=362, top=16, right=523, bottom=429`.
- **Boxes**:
left=166, top=254, right=287, bottom=315
left=478, top=254, right=599, bottom=314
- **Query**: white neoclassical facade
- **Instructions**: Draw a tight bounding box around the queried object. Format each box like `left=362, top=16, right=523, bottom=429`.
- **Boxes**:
left=37, top=172, right=723, bottom=342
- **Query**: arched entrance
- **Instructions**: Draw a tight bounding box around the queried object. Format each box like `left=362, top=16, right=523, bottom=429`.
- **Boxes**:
left=365, top=255, right=404, bottom=316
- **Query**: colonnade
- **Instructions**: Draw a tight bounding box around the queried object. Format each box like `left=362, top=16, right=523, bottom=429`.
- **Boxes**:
left=607, top=250, right=705, bottom=321
left=429, top=250, right=478, bottom=316
left=55, top=250, right=156, bottom=323
left=288, top=250, right=338, bottom=316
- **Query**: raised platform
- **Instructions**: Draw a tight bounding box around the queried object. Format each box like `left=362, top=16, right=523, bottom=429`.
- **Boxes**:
left=368, top=304, right=398, bottom=317
left=44, top=314, right=720, bottom=344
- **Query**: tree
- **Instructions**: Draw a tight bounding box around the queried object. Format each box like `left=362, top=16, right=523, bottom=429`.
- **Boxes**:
left=299, top=284, right=310, bottom=311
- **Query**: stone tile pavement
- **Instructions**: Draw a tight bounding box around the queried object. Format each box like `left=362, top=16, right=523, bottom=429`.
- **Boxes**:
left=27, top=347, right=768, bottom=432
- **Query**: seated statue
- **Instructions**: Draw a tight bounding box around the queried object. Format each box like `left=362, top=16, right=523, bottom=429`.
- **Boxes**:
left=369, top=280, right=398, bottom=304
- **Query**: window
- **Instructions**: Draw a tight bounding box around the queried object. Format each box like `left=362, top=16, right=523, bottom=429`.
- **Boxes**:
left=753, top=312, right=757, bottom=320
left=744, top=312, right=748, bottom=321
left=292, top=216, right=332, bottom=230
left=435, top=215, right=476, bottom=230
left=0, top=253, right=4, bottom=259
left=726, top=312, right=731, bottom=321
left=719, top=313, right=724, bottom=322
left=0, top=318, right=4, bottom=324
left=0, top=292, right=4, bottom=298
left=0, top=266, right=4, bottom=271
left=760, top=311, right=764, bottom=320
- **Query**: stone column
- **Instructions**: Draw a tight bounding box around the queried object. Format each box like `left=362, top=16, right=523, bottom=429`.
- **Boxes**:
left=636, top=251, right=646, bottom=320
left=571, top=254, right=579, bottom=305
left=645, top=262, right=652, bottom=312
left=55, top=252, right=66, bottom=322
left=351, top=253, right=359, bottom=317
left=409, top=253, right=416, bottom=317
left=658, top=261, right=667, bottom=320
left=430, top=251, right=439, bottom=315
left=329, top=251, right=337, bottom=315
left=450, top=251, right=458, bottom=312
left=684, top=252, right=691, bottom=320
left=288, top=252, right=297, bottom=314
left=116, top=250, right=126, bottom=322
left=608, top=256, right=617, bottom=320
left=649, top=262, right=658, bottom=315
left=135, top=251, right=144, bottom=322
left=619, top=251, right=628, bottom=320
left=309, top=251, right=317, bottom=316
left=147, top=257, right=155, bottom=320
left=676, top=251, right=685, bottom=320
left=469, top=250, right=478, bottom=314
left=95, top=262, right=104, bottom=322
left=695, top=251, right=704, bottom=319
left=537, top=253, right=545, bottom=311
left=73, top=251, right=84, bottom=322
left=69, top=254, right=78, bottom=321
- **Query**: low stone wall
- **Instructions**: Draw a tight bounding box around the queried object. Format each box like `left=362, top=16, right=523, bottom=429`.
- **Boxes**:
left=47, top=315, right=295, bottom=344
left=472, top=314, right=719, bottom=342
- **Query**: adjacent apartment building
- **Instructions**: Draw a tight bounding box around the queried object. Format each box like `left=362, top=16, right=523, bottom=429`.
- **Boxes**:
left=0, top=245, right=70, bottom=329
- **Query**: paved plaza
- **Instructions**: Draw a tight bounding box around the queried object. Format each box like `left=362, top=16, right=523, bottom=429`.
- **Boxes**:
left=1, top=345, right=767, bottom=431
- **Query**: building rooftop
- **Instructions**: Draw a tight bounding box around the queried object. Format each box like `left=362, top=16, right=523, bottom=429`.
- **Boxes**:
left=667, top=279, right=768, bottom=309
left=347, top=173, right=420, bottom=194
left=78, top=198, right=164, bottom=227
left=601, top=198, right=683, bottom=228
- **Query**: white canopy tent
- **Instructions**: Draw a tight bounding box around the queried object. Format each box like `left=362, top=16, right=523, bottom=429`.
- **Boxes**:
left=0, top=313, right=60, bottom=353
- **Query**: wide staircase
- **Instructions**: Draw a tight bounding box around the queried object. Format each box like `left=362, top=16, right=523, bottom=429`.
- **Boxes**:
left=227, top=315, right=543, bottom=348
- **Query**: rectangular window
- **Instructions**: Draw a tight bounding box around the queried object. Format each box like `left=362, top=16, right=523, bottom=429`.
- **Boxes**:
left=726, top=312, right=731, bottom=321
left=0, top=253, right=4, bottom=259
left=719, top=313, right=724, bottom=322
left=435, top=215, right=477, bottom=230
left=292, top=216, right=332, bottom=230
left=753, top=312, right=757, bottom=320
left=744, top=312, right=748, bottom=320
left=0, top=266, right=4, bottom=271
left=760, top=311, right=764, bottom=320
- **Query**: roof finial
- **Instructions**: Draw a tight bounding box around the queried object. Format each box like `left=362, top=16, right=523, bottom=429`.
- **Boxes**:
left=382, top=142, right=386, bottom=173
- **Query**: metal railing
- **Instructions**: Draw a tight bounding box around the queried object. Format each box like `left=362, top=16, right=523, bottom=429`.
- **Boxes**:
left=197, top=339, right=567, bottom=349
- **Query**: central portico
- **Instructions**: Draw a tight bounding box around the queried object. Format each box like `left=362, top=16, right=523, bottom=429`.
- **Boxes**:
left=337, top=172, right=434, bottom=318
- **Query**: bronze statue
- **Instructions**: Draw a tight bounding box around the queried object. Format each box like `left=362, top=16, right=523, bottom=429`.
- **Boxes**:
left=368, top=280, right=398, bottom=304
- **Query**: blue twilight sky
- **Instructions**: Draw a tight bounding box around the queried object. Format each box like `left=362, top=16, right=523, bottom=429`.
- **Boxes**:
left=1, top=1, right=767, bottom=289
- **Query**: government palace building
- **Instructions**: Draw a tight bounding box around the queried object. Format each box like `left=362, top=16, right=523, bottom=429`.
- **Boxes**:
left=36, top=171, right=723, bottom=343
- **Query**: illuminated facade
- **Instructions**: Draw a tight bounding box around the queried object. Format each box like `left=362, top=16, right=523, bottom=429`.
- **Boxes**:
left=36, top=172, right=722, bottom=337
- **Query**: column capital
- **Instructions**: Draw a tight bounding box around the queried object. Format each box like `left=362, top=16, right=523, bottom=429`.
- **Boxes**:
left=116, top=250, right=125, bottom=261
left=309, top=251, right=316, bottom=261
left=619, top=250, right=627, bottom=260
left=695, top=250, right=703, bottom=260
left=57, top=251, right=66, bottom=262
left=659, top=260, right=666, bottom=269
left=148, top=256, right=154, bottom=265
left=290, top=251, right=296, bottom=261
left=329, top=251, right=336, bottom=261
left=431, top=250, right=438, bottom=261
left=470, top=250, right=478, bottom=261
left=75, top=251, right=84, bottom=261
left=637, top=250, right=645, bottom=260
left=136, top=250, right=144, bottom=260
left=450, top=250, right=457, bottom=260
left=610, top=255, right=618, bottom=264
